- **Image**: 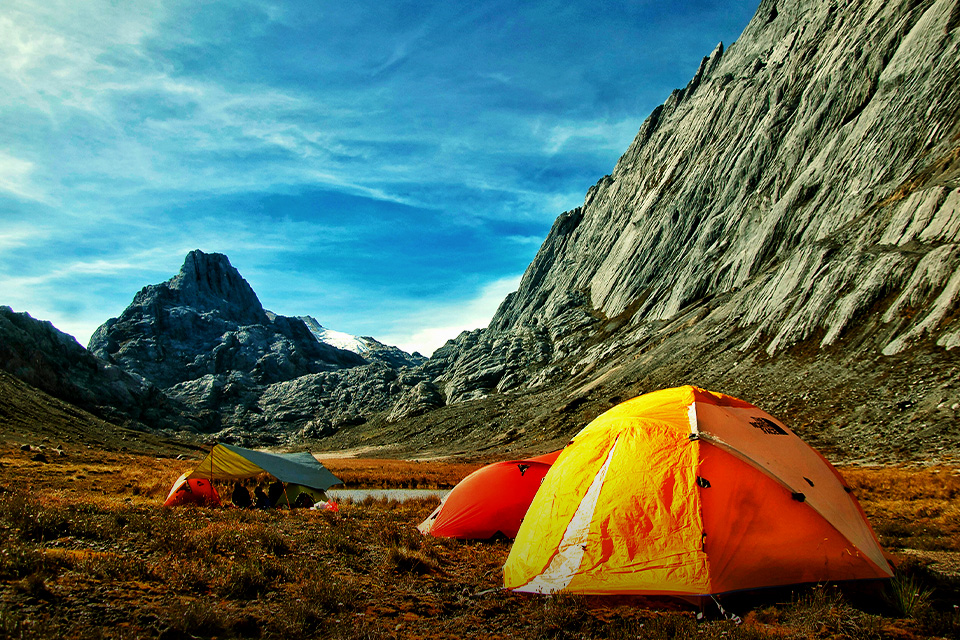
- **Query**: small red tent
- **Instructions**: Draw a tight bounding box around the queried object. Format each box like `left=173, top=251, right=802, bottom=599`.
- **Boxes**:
left=163, top=473, right=222, bottom=507
left=419, top=450, right=560, bottom=539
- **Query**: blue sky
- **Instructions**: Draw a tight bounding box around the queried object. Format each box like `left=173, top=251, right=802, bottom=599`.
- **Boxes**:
left=1, top=0, right=757, bottom=356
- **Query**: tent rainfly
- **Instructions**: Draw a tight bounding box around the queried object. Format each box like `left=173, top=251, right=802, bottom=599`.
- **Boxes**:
left=504, top=386, right=893, bottom=597
left=164, top=443, right=342, bottom=507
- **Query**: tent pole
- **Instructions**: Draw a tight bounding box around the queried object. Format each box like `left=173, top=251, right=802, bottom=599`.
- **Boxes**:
left=210, top=445, right=215, bottom=495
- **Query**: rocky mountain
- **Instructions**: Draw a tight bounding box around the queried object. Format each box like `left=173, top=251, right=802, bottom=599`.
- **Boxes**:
left=407, top=0, right=960, bottom=461
left=298, top=316, right=427, bottom=369
left=0, top=306, right=193, bottom=433
left=86, top=250, right=431, bottom=444
left=88, top=250, right=367, bottom=390
left=4, top=0, right=958, bottom=461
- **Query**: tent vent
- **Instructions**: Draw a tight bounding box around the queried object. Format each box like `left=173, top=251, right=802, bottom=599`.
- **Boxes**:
left=696, top=476, right=711, bottom=488
left=791, top=492, right=806, bottom=502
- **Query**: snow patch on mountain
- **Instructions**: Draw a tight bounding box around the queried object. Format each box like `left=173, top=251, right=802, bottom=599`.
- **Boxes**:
left=299, top=316, right=370, bottom=354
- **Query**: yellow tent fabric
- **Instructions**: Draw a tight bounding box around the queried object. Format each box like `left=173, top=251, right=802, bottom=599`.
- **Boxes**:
left=504, top=386, right=892, bottom=596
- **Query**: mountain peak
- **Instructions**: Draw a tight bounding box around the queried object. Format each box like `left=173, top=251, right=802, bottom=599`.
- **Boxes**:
left=167, top=250, right=267, bottom=326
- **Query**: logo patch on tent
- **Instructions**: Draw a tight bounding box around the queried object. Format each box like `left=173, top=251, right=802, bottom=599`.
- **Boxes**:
left=749, top=416, right=788, bottom=435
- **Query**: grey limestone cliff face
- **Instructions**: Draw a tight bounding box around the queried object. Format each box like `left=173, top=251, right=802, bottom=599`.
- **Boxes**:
left=435, top=0, right=960, bottom=407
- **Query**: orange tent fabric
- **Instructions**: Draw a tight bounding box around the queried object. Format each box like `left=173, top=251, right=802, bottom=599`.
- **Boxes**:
left=419, top=450, right=561, bottom=539
left=504, top=386, right=892, bottom=596
left=163, top=472, right=222, bottom=507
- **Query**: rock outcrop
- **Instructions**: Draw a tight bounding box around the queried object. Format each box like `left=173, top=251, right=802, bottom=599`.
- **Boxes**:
left=0, top=306, right=192, bottom=432
left=87, top=250, right=428, bottom=443
left=401, top=0, right=960, bottom=460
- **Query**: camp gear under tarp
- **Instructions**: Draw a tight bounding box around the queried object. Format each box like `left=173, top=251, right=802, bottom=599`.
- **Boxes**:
left=504, top=386, right=892, bottom=597
left=186, top=443, right=342, bottom=490
left=165, top=444, right=342, bottom=507
left=419, top=450, right=561, bottom=539
left=163, top=475, right=222, bottom=507
left=273, top=483, right=329, bottom=508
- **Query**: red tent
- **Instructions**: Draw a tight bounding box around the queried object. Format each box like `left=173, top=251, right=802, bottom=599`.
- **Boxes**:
left=163, top=472, right=222, bottom=507
left=419, top=451, right=561, bottom=539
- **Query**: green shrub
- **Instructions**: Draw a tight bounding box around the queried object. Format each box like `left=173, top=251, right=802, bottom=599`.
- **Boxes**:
left=155, top=557, right=212, bottom=594
left=72, top=552, right=152, bottom=581
left=191, top=521, right=291, bottom=558
left=885, top=572, right=934, bottom=618
left=318, top=523, right=363, bottom=557
left=216, top=556, right=289, bottom=599
left=783, top=584, right=882, bottom=639
left=277, top=567, right=363, bottom=637
left=0, top=491, right=116, bottom=543
left=159, top=599, right=228, bottom=638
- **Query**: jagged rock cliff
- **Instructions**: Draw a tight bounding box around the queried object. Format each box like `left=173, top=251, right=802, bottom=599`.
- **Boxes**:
left=401, top=0, right=960, bottom=460
left=87, top=250, right=428, bottom=444
left=89, top=251, right=367, bottom=389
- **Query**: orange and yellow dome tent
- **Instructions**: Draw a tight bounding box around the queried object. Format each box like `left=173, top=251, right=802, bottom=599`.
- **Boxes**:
left=504, top=386, right=892, bottom=596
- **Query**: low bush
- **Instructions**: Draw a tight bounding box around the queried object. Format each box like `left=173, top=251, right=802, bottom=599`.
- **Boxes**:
left=383, top=545, right=438, bottom=575
left=158, top=598, right=229, bottom=638
left=190, top=521, right=291, bottom=558
left=0, top=538, right=62, bottom=580
left=783, top=584, right=883, bottom=639
left=71, top=551, right=152, bottom=581
left=276, top=566, right=364, bottom=637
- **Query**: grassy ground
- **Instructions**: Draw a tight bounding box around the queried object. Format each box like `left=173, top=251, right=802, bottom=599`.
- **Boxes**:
left=0, top=445, right=958, bottom=640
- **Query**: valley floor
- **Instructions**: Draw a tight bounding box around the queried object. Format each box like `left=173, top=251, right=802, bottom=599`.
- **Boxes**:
left=0, top=445, right=958, bottom=640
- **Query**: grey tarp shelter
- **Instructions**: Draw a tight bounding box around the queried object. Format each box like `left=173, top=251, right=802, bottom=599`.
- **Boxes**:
left=186, top=443, right=342, bottom=490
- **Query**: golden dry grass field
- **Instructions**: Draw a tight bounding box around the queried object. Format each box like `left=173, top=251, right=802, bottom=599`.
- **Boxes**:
left=0, top=444, right=958, bottom=640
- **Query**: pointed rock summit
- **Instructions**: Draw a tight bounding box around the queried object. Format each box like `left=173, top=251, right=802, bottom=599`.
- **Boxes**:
left=86, top=250, right=430, bottom=444
left=89, top=250, right=365, bottom=391
left=166, top=250, right=268, bottom=326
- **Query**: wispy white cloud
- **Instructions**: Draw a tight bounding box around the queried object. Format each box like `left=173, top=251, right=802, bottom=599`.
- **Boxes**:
left=538, top=118, right=642, bottom=156
left=0, top=226, right=44, bottom=251
left=0, top=152, right=46, bottom=202
left=379, top=275, right=523, bottom=356
left=0, top=0, right=759, bottom=355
